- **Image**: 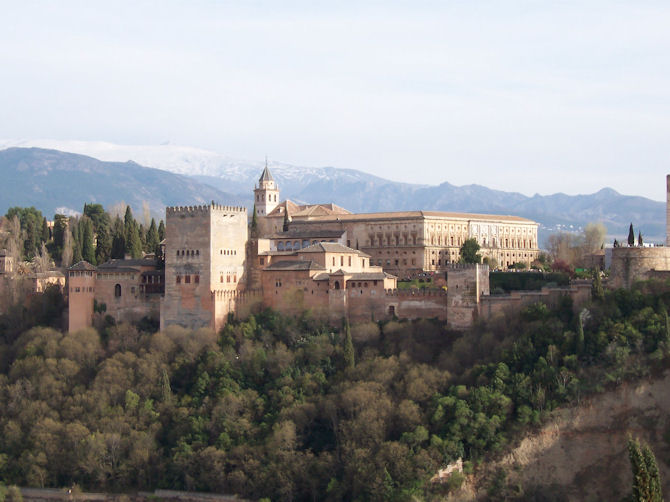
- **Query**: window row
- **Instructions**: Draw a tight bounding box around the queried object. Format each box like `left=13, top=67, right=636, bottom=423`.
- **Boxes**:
left=176, top=275, right=200, bottom=284
left=220, top=249, right=237, bottom=255
left=177, top=249, right=199, bottom=258
left=220, top=274, right=238, bottom=283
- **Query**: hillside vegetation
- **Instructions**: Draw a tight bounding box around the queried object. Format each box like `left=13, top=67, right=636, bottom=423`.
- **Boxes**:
left=1, top=280, right=670, bottom=500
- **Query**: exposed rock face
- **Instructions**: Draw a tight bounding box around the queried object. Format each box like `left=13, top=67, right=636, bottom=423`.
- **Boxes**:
left=462, top=372, right=670, bottom=500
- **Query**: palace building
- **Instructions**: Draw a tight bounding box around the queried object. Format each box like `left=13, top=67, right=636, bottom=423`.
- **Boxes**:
left=67, top=165, right=541, bottom=332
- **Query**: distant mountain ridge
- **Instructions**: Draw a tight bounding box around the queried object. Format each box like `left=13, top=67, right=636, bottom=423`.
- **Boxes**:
left=0, top=147, right=242, bottom=218
left=0, top=141, right=664, bottom=243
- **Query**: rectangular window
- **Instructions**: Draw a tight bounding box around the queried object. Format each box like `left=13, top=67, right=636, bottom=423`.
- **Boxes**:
left=185, top=275, right=191, bottom=284
left=194, top=275, right=199, bottom=284
left=176, top=276, right=181, bottom=284
left=260, top=257, right=265, bottom=265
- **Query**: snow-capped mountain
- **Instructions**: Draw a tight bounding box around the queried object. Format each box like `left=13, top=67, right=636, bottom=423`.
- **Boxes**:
left=0, top=140, right=665, bottom=243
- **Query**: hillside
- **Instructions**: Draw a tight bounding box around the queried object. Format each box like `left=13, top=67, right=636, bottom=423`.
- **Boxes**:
left=450, top=371, right=670, bottom=501
left=0, top=148, right=242, bottom=217
left=1, top=140, right=665, bottom=242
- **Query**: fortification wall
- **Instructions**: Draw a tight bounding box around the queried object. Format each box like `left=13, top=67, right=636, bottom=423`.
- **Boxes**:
left=447, top=264, right=489, bottom=329
left=609, top=247, right=670, bottom=289
left=479, top=281, right=592, bottom=320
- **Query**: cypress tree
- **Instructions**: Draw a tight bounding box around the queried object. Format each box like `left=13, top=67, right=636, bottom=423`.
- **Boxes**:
left=41, top=217, right=49, bottom=243
left=146, top=218, right=160, bottom=256
left=592, top=269, right=604, bottom=301
left=81, top=217, right=96, bottom=265
left=343, top=319, right=355, bottom=369
left=251, top=204, right=258, bottom=236
left=576, top=313, right=585, bottom=357
left=628, top=436, right=663, bottom=502
left=638, top=231, right=644, bottom=247
left=127, top=224, right=143, bottom=259
left=628, top=223, right=635, bottom=247
left=283, top=207, right=290, bottom=232
left=111, top=216, right=126, bottom=259
left=158, top=220, right=165, bottom=242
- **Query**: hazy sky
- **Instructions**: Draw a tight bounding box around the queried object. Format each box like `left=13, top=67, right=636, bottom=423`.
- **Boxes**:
left=2, top=1, right=669, bottom=200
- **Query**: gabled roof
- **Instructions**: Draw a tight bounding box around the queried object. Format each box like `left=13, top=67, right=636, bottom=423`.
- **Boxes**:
left=298, top=242, right=370, bottom=257
left=259, top=165, right=275, bottom=183
left=347, top=272, right=396, bottom=281
left=267, top=228, right=345, bottom=239
left=264, top=260, right=326, bottom=271
left=69, top=261, right=97, bottom=271
left=265, top=200, right=351, bottom=218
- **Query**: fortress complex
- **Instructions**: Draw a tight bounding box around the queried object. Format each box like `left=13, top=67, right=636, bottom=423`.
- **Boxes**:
left=68, top=165, right=541, bottom=332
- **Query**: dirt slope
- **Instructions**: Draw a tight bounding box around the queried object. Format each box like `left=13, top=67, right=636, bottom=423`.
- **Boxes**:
left=448, top=371, right=670, bottom=500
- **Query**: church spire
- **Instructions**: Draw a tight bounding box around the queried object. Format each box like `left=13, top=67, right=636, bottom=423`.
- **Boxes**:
left=259, top=157, right=274, bottom=183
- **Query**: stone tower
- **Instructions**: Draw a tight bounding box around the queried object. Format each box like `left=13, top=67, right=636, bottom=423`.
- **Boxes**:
left=446, top=263, right=489, bottom=330
left=161, top=203, right=248, bottom=332
left=254, top=162, right=279, bottom=217
left=67, top=261, right=97, bottom=332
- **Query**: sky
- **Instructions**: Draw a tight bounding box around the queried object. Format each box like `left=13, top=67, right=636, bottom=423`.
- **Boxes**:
left=1, top=1, right=669, bottom=200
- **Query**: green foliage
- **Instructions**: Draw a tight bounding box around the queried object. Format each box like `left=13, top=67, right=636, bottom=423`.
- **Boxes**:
left=459, top=238, right=481, bottom=264
left=342, top=319, right=355, bottom=369
left=5, top=206, right=45, bottom=260
left=490, top=271, right=570, bottom=292
left=1, top=283, right=670, bottom=500
left=628, top=436, right=663, bottom=502
left=629, top=223, right=636, bottom=247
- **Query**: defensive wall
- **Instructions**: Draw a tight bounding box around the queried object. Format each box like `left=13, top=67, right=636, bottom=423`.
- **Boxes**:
left=479, top=280, right=592, bottom=321
left=609, top=247, right=670, bottom=289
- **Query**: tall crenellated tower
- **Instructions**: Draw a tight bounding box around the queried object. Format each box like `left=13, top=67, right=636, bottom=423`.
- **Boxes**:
left=254, top=161, right=279, bottom=217
left=161, top=203, right=248, bottom=332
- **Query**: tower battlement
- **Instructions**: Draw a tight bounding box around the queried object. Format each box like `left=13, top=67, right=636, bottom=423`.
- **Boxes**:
left=166, top=203, right=247, bottom=216
left=447, top=263, right=489, bottom=272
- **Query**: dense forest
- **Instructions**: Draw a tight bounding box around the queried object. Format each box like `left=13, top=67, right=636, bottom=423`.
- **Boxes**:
left=1, top=204, right=164, bottom=268
left=0, top=275, right=670, bottom=500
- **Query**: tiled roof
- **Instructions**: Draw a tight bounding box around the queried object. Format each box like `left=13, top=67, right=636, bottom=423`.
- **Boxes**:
left=267, top=228, right=345, bottom=239
left=292, top=210, right=536, bottom=224
left=97, top=258, right=158, bottom=269
left=69, top=261, right=97, bottom=271
left=298, top=242, right=370, bottom=256
left=266, top=200, right=351, bottom=218
left=259, top=165, right=275, bottom=182
left=264, top=260, right=326, bottom=271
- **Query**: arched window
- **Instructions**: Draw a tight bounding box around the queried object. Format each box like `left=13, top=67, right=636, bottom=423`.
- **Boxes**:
left=334, top=281, right=340, bottom=290
left=294, top=241, right=300, bottom=250
left=114, top=284, right=121, bottom=297
left=285, top=242, right=292, bottom=251
left=277, top=242, right=285, bottom=251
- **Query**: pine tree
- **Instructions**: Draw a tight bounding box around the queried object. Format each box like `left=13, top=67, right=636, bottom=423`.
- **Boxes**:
left=343, top=319, right=355, bottom=369
left=628, top=223, right=635, bottom=247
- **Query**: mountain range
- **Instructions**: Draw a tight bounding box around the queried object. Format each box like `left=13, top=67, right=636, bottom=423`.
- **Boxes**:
left=0, top=140, right=665, bottom=243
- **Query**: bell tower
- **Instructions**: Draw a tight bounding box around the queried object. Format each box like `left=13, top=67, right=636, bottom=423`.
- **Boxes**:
left=254, top=160, right=279, bottom=217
